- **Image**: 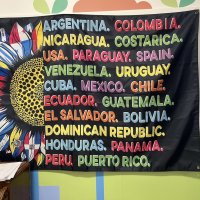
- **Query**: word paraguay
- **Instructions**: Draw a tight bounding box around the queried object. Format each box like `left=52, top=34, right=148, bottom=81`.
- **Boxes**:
left=72, top=49, right=131, bottom=62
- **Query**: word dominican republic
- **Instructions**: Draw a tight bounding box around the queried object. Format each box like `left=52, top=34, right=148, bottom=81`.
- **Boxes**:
left=0, top=10, right=199, bottom=171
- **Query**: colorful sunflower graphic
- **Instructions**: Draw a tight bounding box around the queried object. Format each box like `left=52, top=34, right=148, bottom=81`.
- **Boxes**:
left=0, top=21, right=45, bottom=166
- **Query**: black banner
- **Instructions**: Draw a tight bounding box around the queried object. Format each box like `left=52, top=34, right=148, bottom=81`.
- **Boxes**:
left=0, top=10, right=199, bottom=171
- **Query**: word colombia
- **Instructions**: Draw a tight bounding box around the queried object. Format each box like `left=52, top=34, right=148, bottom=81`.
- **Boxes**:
left=43, top=16, right=181, bottom=32
left=0, top=10, right=199, bottom=172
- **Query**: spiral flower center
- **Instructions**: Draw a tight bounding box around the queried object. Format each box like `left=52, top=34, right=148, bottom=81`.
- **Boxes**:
left=10, top=58, right=44, bottom=126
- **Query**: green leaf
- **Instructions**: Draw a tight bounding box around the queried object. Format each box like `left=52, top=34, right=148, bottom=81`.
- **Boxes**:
left=161, top=0, right=178, bottom=7
left=52, top=0, right=68, bottom=13
left=161, top=0, right=196, bottom=7
left=179, top=0, right=195, bottom=7
left=33, top=0, right=50, bottom=14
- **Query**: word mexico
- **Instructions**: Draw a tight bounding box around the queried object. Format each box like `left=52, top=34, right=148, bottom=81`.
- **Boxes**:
left=0, top=10, right=199, bottom=172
